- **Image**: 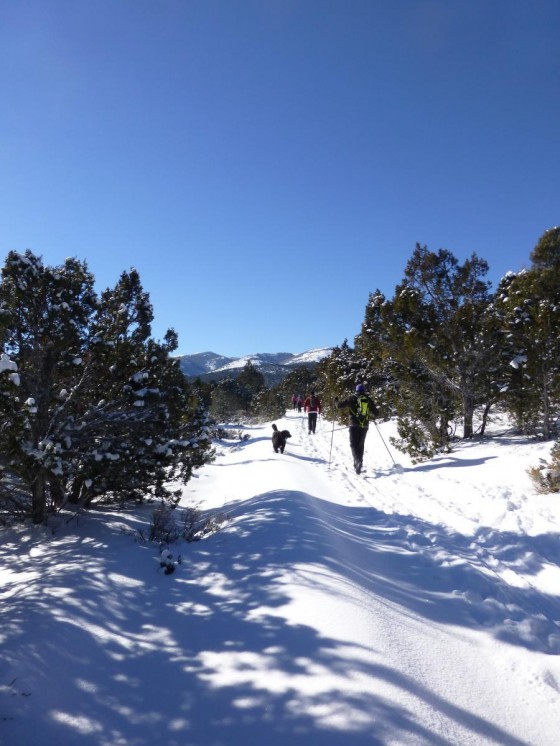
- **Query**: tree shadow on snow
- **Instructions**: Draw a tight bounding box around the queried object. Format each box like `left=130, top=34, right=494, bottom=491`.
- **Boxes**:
left=2, top=492, right=557, bottom=745
left=404, top=454, right=498, bottom=474
left=287, top=451, right=327, bottom=465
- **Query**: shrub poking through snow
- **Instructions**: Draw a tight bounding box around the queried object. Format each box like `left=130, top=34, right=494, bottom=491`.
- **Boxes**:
left=151, top=504, right=231, bottom=575
left=528, top=440, right=560, bottom=493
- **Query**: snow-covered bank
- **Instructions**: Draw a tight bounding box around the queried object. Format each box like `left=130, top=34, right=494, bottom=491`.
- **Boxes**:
left=2, top=412, right=560, bottom=745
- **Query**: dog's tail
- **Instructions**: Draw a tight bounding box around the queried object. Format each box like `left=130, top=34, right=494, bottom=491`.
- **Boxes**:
left=272, top=423, right=278, bottom=431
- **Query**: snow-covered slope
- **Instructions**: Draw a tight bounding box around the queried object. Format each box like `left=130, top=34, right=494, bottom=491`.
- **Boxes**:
left=178, top=347, right=332, bottom=377
left=2, top=414, right=559, bottom=745
left=176, top=351, right=237, bottom=376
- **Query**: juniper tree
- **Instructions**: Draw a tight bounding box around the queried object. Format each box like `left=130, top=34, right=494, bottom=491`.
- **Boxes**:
left=280, top=366, right=317, bottom=403
left=316, top=340, right=376, bottom=420
left=530, top=226, right=560, bottom=273
left=0, top=251, right=212, bottom=523
left=236, top=361, right=265, bottom=414
left=0, top=251, right=98, bottom=521
left=252, top=387, right=286, bottom=421
left=382, top=245, right=497, bottom=452
left=495, top=228, right=560, bottom=438
left=353, top=290, right=400, bottom=413
left=209, top=377, right=246, bottom=421
left=385, top=283, right=456, bottom=455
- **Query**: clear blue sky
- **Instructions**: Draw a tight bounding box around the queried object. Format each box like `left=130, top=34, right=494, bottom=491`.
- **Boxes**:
left=1, top=1, right=559, bottom=357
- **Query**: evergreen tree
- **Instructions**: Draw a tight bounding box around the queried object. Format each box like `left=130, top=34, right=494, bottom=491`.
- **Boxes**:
left=0, top=252, right=212, bottom=523
left=253, top=387, right=286, bottom=421
left=378, top=244, right=498, bottom=456
left=529, top=226, right=560, bottom=272
left=236, top=361, right=265, bottom=413
left=209, top=377, right=246, bottom=422
left=353, top=290, right=399, bottom=414
left=316, top=340, right=369, bottom=420
left=0, top=251, right=98, bottom=521
left=495, top=228, right=560, bottom=438
left=280, top=366, right=317, bottom=404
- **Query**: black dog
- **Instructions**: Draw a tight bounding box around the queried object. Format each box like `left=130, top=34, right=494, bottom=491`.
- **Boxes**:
left=272, top=423, right=292, bottom=454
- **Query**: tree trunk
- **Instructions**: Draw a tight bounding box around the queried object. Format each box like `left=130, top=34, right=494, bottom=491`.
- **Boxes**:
left=31, top=470, right=46, bottom=524
left=48, top=477, right=66, bottom=509
left=463, top=392, right=475, bottom=439
left=479, top=401, right=493, bottom=437
left=542, top=369, right=550, bottom=440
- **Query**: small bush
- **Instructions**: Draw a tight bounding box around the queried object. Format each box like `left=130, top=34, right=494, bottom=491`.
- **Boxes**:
left=154, top=508, right=231, bottom=575
left=213, top=427, right=250, bottom=442
left=391, top=418, right=436, bottom=463
left=528, top=441, right=560, bottom=493
left=197, top=511, right=230, bottom=539
left=150, top=504, right=230, bottom=544
left=149, top=505, right=178, bottom=543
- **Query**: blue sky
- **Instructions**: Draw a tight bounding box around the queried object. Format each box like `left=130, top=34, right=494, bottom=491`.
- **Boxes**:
left=1, top=1, right=559, bottom=358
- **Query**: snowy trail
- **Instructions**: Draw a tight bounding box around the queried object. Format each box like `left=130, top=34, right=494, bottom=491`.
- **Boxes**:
left=2, top=412, right=560, bottom=745
left=183, top=412, right=560, bottom=745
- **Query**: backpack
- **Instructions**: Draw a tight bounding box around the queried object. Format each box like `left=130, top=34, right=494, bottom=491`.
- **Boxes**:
left=310, top=395, right=318, bottom=409
left=355, top=395, right=369, bottom=427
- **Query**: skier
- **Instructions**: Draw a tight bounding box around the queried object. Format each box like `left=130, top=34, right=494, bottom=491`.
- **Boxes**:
left=336, top=384, right=379, bottom=474
left=303, top=390, right=322, bottom=434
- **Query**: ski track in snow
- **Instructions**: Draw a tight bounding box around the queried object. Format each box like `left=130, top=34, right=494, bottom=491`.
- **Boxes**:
left=1, top=411, right=560, bottom=745
left=186, top=411, right=560, bottom=744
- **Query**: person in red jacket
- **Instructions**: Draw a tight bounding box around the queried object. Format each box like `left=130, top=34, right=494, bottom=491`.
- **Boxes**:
left=303, top=390, right=322, bottom=434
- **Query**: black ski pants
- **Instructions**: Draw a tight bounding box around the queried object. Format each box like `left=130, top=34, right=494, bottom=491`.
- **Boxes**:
left=307, top=412, right=318, bottom=433
left=349, top=425, right=368, bottom=467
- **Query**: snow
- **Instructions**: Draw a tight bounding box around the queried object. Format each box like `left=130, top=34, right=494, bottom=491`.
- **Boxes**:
left=0, top=354, right=17, bottom=374
left=0, top=354, right=20, bottom=387
left=218, top=348, right=333, bottom=371
left=1, top=412, right=560, bottom=745
left=287, top=347, right=333, bottom=365
left=179, top=348, right=333, bottom=376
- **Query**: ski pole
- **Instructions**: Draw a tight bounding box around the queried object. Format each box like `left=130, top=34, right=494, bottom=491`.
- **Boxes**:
left=328, top=398, right=340, bottom=468
left=372, top=420, right=397, bottom=466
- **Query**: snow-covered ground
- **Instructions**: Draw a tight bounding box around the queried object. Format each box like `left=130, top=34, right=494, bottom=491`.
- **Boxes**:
left=1, top=411, right=560, bottom=745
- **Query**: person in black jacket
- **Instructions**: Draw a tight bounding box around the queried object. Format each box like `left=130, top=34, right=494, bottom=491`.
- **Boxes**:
left=336, top=384, right=379, bottom=474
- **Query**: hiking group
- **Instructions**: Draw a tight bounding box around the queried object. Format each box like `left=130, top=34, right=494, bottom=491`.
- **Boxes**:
left=291, top=393, right=304, bottom=413
left=292, top=384, right=378, bottom=474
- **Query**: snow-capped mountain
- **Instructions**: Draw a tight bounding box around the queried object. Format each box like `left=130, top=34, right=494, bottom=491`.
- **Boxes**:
left=178, top=347, right=332, bottom=381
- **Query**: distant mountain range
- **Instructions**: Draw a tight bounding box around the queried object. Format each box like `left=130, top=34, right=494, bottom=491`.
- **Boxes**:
left=178, top=348, right=332, bottom=384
